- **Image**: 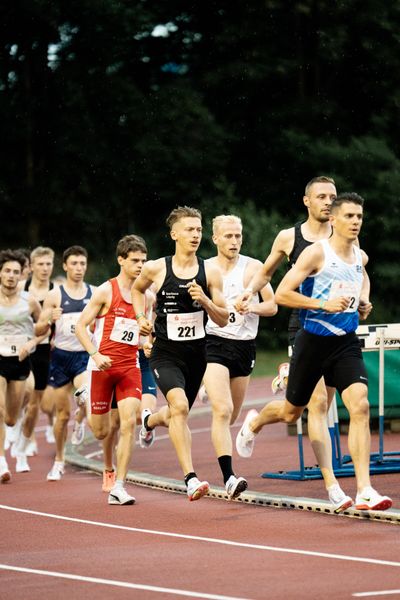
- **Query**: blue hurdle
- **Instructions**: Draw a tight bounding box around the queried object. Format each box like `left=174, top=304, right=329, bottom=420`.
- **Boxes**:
left=262, top=323, right=400, bottom=481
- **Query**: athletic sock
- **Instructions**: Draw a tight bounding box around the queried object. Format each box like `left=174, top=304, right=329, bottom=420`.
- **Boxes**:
left=218, top=455, right=234, bottom=484
left=143, top=413, right=153, bottom=431
left=113, top=479, right=124, bottom=490
left=184, top=472, right=197, bottom=486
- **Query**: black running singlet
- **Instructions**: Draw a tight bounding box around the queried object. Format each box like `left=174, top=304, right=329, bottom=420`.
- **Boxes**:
left=287, top=222, right=330, bottom=339
left=154, top=256, right=210, bottom=342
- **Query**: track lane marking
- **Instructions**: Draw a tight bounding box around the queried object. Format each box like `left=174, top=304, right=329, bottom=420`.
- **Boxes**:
left=353, top=591, right=400, bottom=597
left=0, top=564, right=250, bottom=599
left=1, top=504, right=399, bottom=568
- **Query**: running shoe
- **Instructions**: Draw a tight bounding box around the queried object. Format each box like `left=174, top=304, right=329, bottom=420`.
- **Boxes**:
left=186, top=477, right=209, bottom=502
left=139, top=408, right=155, bottom=449
left=355, top=487, right=393, bottom=511
left=102, top=469, right=116, bottom=492
left=16, top=455, right=30, bottom=473
left=45, top=425, right=56, bottom=444
left=74, top=384, right=89, bottom=407
left=47, top=461, right=65, bottom=481
left=327, top=484, right=353, bottom=513
left=108, top=486, right=136, bottom=505
left=225, top=475, right=248, bottom=500
left=71, top=411, right=85, bottom=446
left=235, top=409, right=258, bottom=458
left=0, top=460, right=11, bottom=483
left=271, top=362, right=290, bottom=395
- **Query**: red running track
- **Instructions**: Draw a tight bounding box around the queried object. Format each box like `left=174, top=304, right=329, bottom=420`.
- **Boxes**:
left=1, top=377, right=400, bottom=600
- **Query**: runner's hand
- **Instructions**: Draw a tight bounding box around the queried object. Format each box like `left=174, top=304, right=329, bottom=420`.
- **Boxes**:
left=92, top=352, right=112, bottom=370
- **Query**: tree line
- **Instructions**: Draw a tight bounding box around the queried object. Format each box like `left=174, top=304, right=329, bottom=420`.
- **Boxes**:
left=1, top=1, right=399, bottom=346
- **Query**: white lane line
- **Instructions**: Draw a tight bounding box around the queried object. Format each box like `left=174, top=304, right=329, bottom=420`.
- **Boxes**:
left=0, top=564, right=250, bottom=600
left=1, top=504, right=399, bottom=568
left=353, top=591, right=400, bottom=597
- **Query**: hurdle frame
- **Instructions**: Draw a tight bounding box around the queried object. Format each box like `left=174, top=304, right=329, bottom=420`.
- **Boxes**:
left=262, top=323, right=400, bottom=481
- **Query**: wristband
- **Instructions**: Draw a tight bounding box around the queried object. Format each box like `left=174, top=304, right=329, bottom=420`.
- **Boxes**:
left=89, top=349, right=98, bottom=357
left=136, top=312, right=145, bottom=320
left=318, top=299, right=326, bottom=310
left=245, top=287, right=253, bottom=295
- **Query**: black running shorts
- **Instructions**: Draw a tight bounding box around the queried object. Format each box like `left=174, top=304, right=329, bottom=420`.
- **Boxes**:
left=206, top=335, right=256, bottom=378
left=0, top=355, right=31, bottom=382
left=286, top=329, right=368, bottom=407
left=150, top=337, right=206, bottom=409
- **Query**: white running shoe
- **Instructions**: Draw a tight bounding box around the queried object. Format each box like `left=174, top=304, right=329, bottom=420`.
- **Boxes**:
left=71, top=413, right=85, bottom=446
left=355, top=487, right=393, bottom=511
left=186, top=477, right=209, bottom=502
left=235, top=409, right=258, bottom=458
left=47, top=461, right=65, bottom=481
left=74, top=384, right=89, bottom=407
left=45, top=425, right=56, bottom=444
left=139, top=408, right=155, bottom=449
left=271, top=362, right=290, bottom=395
left=0, top=460, right=11, bottom=483
left=327, top=484, right=353, bottom=513
left=108, top=486, right=136, bottom=505
left=16, top=455, right=31, bottom=473
left=225, top=475, right=248, bottom=500
left=198, top=385, right=209, bottom=404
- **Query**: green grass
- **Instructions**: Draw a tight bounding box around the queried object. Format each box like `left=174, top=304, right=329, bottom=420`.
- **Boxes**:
left=253, top=349, right=289, bottom=378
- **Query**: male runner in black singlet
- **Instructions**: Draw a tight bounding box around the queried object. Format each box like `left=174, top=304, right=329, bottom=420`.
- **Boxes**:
left=132, top=206, right=228, bottom=502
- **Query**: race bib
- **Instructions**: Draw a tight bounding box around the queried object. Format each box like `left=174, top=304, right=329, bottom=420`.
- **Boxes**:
left=0, top=334, right=29, bottom=357
left=226, top=305, right=245, bottom=327
left=61, top=313, right=79, bottom=337
left=167, top=311, right=205, bottom=341
left=329, top=280, right=360, bottom=313
left=110, top=317, right=139, bottom=345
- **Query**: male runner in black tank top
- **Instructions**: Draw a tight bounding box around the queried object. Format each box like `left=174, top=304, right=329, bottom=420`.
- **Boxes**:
left=132, top=206, right=228, bottom=502
left=234, top=176, right=359, bottom=513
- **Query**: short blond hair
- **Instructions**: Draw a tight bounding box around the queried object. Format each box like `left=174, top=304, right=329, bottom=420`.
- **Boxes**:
left=212, top=214, right=242, bottom=235
left=30, top=246, right=55, bottom=263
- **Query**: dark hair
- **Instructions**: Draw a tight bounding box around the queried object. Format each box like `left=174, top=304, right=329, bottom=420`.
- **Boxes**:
left=166, top=206, right=202, bottom=230
left=116, top=235, right=147, bottom=259
left=305, top=176, right=336, bottom=196
left=332, top=192, right=364, bottom=212
left=62, top=245, right=88, bottom=263
left=0, top=249, right=26, bottom=271
left=16, top=247, right=31, bottom=262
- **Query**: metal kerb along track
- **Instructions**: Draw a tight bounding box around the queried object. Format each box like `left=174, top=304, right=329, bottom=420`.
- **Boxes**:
left=65, top=437, right=400, bottom=524
left=262, top=323, right=400, bottom=482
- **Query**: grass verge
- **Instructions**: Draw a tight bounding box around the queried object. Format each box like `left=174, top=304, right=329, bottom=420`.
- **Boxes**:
left=253, top=348, right=288, bottom=378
